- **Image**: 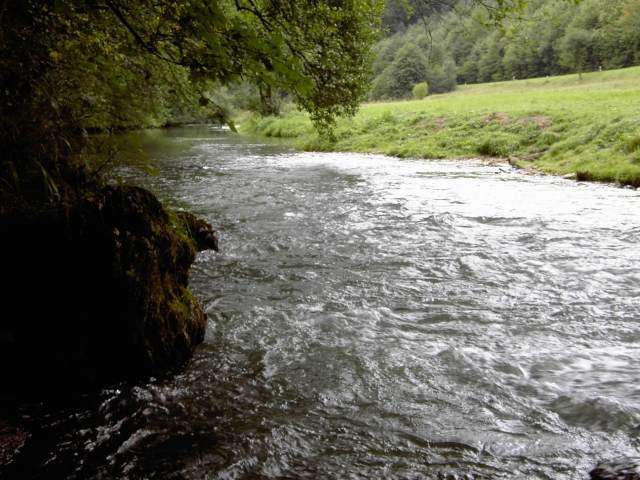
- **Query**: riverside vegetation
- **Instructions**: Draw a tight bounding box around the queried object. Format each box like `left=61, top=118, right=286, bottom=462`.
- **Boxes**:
left=243, top=66, right=640, bottom=187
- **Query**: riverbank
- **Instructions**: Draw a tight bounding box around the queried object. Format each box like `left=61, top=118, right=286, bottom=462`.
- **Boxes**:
left=242, top=66, right=640, bottom=187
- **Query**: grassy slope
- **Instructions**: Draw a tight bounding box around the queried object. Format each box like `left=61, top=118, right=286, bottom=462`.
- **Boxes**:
left=242, top=67, right=640, bottom=186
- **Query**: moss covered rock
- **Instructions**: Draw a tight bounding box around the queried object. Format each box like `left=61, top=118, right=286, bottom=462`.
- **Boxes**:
left=0, top=185, right=217, bottom=395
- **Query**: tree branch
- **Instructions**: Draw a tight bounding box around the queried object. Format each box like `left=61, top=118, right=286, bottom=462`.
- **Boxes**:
left=104, top=0, right=182, bottom=65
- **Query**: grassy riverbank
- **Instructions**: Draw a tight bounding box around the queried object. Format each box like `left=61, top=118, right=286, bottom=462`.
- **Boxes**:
left=242, top=66, right=640, bottom=186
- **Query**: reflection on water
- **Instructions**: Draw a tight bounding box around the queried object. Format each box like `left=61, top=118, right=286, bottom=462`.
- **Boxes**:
left=4, top=126, right=640, bottom=479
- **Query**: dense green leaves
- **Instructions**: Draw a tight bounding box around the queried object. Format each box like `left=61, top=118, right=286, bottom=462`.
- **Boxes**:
left=559, top=27, right=595, bottom=77
left=98, top=0, right=383, bottom=132
left=412, top=81, right=429, bottom=98
left=371, top=42, right=429, bottom=99
left=369, top=30, right=456, bottom=100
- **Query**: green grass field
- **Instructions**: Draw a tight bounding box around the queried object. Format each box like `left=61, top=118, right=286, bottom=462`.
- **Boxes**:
left=242, top=66, right=640, bottom=186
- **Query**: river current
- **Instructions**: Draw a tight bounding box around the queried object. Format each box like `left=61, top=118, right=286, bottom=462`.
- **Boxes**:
left=6, top=126, right=640, bottom=479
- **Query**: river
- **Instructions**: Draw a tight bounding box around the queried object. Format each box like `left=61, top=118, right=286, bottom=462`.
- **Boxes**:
left=6, top=126, right=640, bottom=479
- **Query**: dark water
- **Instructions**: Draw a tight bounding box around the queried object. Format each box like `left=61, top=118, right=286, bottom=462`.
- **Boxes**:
left=5, top=126, right=640, bottom=479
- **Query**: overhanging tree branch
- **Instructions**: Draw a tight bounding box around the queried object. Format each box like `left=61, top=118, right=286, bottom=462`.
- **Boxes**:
left=104, top=0, right=182, bottom=65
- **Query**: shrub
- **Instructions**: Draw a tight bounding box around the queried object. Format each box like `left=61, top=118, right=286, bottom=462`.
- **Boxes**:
left=412, top=82, right=429, bottom=99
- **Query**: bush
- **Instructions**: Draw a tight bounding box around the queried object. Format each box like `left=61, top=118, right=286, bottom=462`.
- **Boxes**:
left=412, top=82, right=429, bottom=99
left=369, top=42, right=428, bottom=100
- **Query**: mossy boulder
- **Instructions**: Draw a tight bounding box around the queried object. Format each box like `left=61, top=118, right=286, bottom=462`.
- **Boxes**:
left=0, top=185, right=217, bottom=395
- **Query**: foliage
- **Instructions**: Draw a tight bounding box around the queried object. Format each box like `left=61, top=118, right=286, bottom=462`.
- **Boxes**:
left=558, top=27, right=595, bottom=77
left=412, top=82, right=430, bottom=98
left=96, top=0, right=382, bottom=132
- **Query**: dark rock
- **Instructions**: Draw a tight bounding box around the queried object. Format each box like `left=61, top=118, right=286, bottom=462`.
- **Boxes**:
left=0, top=185, right=218, bottom=396
left=175, top=210, right=219, bottom=252
left=0, top=420, right=27, bottom=467
left=590, top=458, right=640, bottom=480
left=576, top=171, right=595, bottom=182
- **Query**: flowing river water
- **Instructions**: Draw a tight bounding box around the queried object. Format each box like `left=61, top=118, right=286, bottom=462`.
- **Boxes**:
left=5, top=126, right=640, bottom=479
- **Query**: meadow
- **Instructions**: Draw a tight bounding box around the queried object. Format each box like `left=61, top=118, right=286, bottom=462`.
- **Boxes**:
left=242, top=66, right=640, bottom=186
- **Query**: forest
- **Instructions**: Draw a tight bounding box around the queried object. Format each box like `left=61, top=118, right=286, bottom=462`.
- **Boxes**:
left=370, top=0, right=640, bottom=99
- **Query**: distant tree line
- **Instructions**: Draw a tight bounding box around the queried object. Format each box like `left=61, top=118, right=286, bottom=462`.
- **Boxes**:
left=369, top=0, right=640, bottom=100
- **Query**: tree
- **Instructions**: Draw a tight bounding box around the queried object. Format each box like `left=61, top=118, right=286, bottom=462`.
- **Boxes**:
left=477, top=32, right=505, bottom=82
left=558, top=27, right=595, bottom=78
left=501, top=0, right=573, bottom=79
left=458, top=44, right=482, bottom=84
left=429, top=58, right=457, bottom=92
left=372, top=33, right=406, bottom=76
left=382, top=0, right=411, bottom=33
left=370, top=42, right=429, bottom=99
left=619, top=0, right=640, bottom=64
left=373, top=0, right=640, bottom=89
